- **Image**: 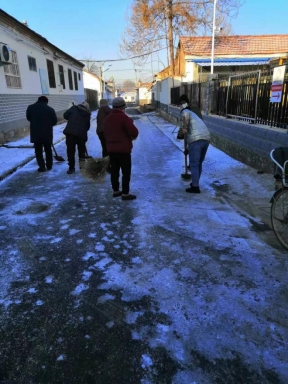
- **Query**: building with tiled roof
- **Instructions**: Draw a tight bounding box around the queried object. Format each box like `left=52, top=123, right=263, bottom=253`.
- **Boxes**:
left=0, top=8, right=85, bottom=139
left=171, top=34, right=288, bottom=82
left=180, top=35, right=288, bottom=56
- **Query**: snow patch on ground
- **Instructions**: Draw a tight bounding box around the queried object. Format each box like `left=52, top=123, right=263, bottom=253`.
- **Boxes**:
left=71, top=283, right=89, bottom=296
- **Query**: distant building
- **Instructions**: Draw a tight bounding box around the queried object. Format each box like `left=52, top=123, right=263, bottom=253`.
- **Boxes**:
left=104, top=80, right=115, bottom=104
left=121, top=91, right=136, bottom=103
left=0, top=8, right=85, bottom=141
left=135, top=81, right=152, bottom=106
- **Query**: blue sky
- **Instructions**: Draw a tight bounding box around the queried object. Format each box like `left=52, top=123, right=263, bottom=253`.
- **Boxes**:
left=1, top=0, right=287, bottom=85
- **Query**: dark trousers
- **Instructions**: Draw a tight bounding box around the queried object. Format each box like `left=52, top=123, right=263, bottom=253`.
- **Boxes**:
left=109, top=153, right=131, bottom=194
left=97, top=132, right=108, bottom=158
left=34, top=143, right=53, bottom=170
left=66, top=134, right=86, bottom=169
left=188, top=140, right=209, bottom=187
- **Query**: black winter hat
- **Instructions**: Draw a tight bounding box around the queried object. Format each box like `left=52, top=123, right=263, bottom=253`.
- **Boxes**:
left=38, top=96, right=48, bottom=103
left=179, top=94, right=189, bottom=104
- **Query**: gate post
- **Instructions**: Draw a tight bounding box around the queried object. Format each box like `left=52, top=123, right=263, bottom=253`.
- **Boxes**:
left=205, top=81, right=210, bottom=115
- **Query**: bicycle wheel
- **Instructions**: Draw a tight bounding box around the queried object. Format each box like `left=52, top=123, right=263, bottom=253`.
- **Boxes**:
left=271, top=188, right=288, bottom=250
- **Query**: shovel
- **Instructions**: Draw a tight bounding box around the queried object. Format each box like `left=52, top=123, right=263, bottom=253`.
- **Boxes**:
left=52, top=144, right=65, bottom=162
left=181, top=135, right=191, bottom=180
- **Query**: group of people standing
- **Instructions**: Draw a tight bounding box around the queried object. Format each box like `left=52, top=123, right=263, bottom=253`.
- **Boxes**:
left=26, top=93, right=210, bottom=197
left=26, top=95, right=139, bottom=200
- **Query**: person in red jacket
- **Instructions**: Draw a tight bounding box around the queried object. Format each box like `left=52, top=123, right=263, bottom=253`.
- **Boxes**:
left=103, top=97, right=139, bottom=200
left=96, top=99, right=111, bottom=157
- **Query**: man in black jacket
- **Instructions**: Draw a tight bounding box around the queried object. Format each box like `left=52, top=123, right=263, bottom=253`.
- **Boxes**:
left=26, top=96, right=57, bottom=172
left=63, top=101, right=91, bottom=174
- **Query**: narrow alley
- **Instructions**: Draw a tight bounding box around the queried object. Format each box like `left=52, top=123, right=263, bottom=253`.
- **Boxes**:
left=0, top=112, right=287, bottom=384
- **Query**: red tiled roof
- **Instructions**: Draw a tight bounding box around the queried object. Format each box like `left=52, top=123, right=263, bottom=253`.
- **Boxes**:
left=138, top=82, right=152, bottom=88
left=180, top=35, right=288, bottom=56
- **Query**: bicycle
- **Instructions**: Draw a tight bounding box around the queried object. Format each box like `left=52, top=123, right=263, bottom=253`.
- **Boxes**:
left=270, top=147, right=288, bottom=251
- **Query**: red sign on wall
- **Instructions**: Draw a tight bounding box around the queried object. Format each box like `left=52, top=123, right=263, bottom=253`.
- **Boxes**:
left=270, top=65, right=286, bottom=103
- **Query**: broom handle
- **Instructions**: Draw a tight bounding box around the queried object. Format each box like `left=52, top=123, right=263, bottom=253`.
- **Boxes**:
left=51, top=144, right=58, bottom=156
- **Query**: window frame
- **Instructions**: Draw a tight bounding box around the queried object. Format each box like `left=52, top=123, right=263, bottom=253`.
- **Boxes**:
left=46, top=59, right=56, bottom=88
left=58, top=64, right=66, bottom=90
left=68, top=68, right=73, bottom=90
left=28, top=56, right=37, bottom=72
left=73, top=71, right=78, bottom=91
left=4, top=50, right=22, bottom=88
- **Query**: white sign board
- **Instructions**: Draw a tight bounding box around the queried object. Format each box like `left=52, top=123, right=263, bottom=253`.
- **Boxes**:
left=39, top=68, right=49, bottom=95
left=270, top=65, right=286, bottom=103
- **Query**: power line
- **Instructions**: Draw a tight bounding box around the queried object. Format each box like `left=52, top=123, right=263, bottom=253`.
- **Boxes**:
left=102, top=68, right=159, bottom=72
left=78, top=46, right=168, bottom=63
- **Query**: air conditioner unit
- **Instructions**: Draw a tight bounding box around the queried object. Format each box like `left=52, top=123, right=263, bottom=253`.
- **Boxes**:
left=0, top=44, right=10, bottom=63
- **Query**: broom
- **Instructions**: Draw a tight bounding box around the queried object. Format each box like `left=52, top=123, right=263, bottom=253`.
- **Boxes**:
left=81, top=156, right=110, bottom=181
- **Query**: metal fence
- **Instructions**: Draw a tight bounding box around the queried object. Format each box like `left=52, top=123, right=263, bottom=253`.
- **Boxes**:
left=170, top=65, right=288, bottom=128
left=257, top=68, right=288, bottom=127
left=170, top=82, right=207, bottom=111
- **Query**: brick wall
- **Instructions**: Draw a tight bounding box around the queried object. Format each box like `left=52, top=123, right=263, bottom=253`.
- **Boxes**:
left=203, top=115, right=288, bottom=172
left=0, top=93, right=84, bottom=142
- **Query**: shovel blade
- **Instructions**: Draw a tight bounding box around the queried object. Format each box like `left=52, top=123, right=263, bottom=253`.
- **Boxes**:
left=181, top=173, right=191, bottom=179
left=54, top=155, right=65, bottom=162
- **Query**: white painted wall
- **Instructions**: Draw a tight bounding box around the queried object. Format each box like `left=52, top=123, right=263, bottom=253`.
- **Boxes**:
left=139, top=87, right=151, bottom=101
left=181, top=61, right=194, bottom=82
left=159, top=78, right=181, bottom=105
left=152, top=77, right=181, bottom=106
left=0, top=28, right=84, bottom=96
left=122, top=92, right=136, bottom=102
left=83, top=71, right=101, bottom=93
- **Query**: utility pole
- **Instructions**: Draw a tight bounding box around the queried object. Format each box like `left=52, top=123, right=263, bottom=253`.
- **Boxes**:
left=166, top=0, right=174, bottom=77
left=99, top=64, right=112, bottom=100
left=99, top=65, right=103, bottom=99
left=211, top=0, right=217, bottom=75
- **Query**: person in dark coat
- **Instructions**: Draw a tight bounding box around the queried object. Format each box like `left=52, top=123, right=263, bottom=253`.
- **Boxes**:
left=63, top=101, right=91, bottom=174
left=103, top=97, right=139, bottom=200
left=96, top=99, right=111, bottom=157
left=26, top=96, right=57, bottom=172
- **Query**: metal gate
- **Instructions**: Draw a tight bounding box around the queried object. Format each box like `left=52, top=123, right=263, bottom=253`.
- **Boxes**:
left=226, top=70, right=261, bottom=123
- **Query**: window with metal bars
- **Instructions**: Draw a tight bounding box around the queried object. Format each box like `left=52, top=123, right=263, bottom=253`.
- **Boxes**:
left=28, top=56, right=37, bottom=72
left=58, top=64, right=65, bottom=89
left=73, top=71, right=78, bottom=90
left=68, top=68, right=73, bottom=90
left=4, top=50, right=22, bottom=88
left=46, top=59, right=56, bottom=88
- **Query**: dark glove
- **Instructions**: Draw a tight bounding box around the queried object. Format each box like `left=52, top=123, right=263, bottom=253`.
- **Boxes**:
left=184, top=149, right=189, bottom=156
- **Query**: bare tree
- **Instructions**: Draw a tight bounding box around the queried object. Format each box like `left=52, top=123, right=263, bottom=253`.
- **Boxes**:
left=80, top=55, right=99, bottom=76
left=122, top=80, right=136, bottom=92
left=119, top=0, right=243, bottom=74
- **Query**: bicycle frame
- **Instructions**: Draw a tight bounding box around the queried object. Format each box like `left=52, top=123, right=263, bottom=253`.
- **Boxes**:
left=270, top=148, right=288, bottom=251
left=270, top=149, right=288, bottom=188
